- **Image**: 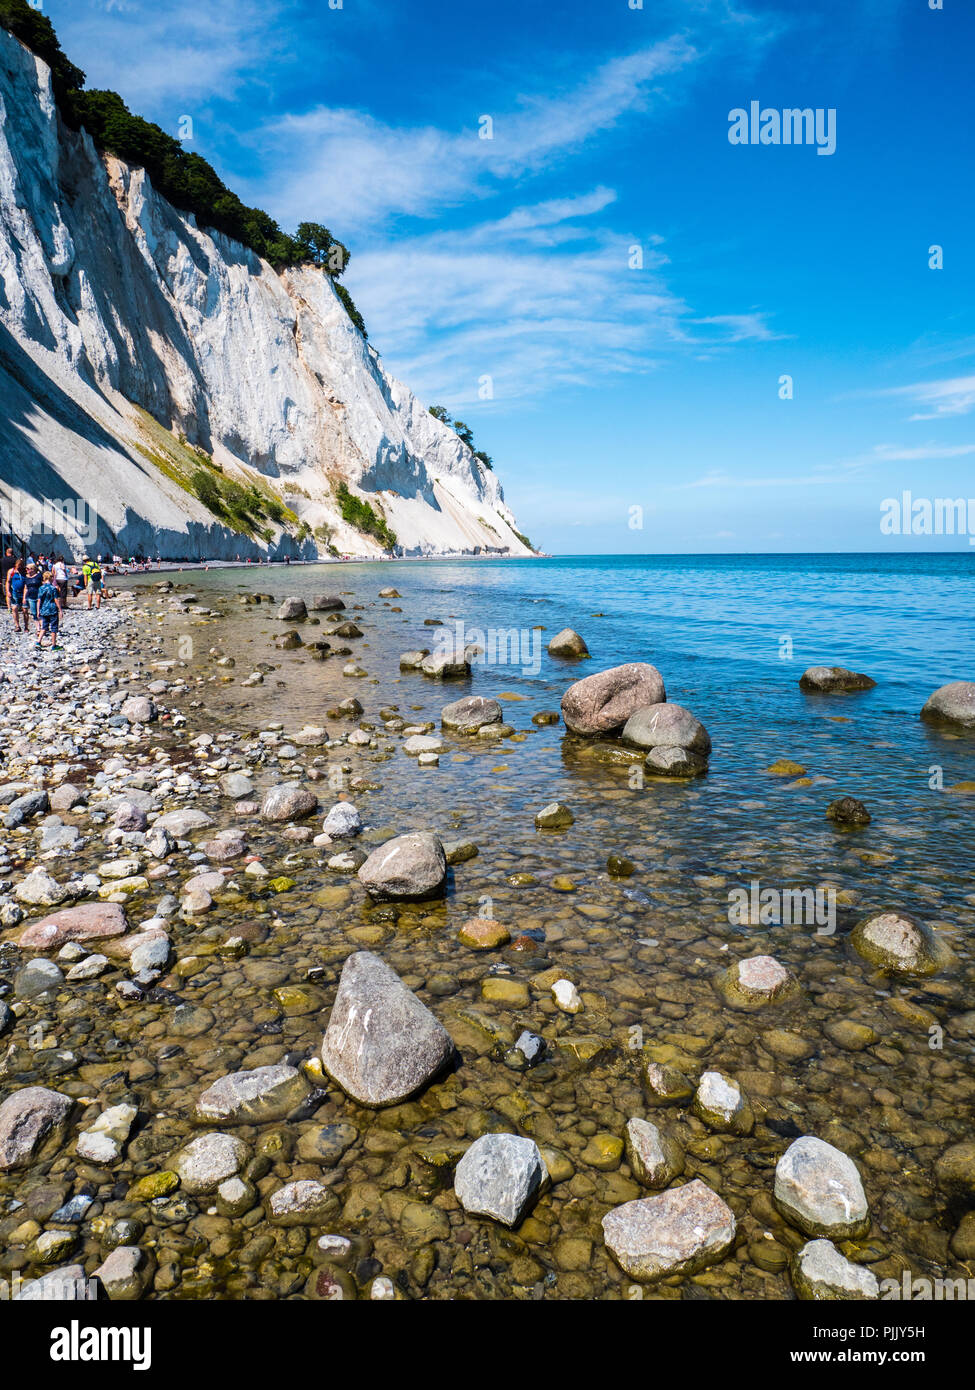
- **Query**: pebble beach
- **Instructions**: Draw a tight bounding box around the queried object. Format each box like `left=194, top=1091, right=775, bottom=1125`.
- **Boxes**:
left=1, top=558, right=973, bottom=1303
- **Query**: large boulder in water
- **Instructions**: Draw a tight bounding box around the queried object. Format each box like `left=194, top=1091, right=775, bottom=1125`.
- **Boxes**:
left=357, top=832, right=447, bottom=900
left=547, top=629, right=589, bottom=658
left=849, top=910, right=952, bottom=977
left=799, top=666, right=875, bottom=693
left=277, top=597, right=307, bottom=621
left=621, top=702, right=711, bottom=755
left=561, top=663, right=666, bottom=736
left=321, top=952, right=454, bottom=1106
left=921, top=681, right=975, bottom=729
left=309, top=594, right=345, bottom=611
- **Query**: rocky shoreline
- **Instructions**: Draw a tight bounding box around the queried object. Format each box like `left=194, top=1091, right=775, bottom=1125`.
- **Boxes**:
left=0, top=585, right=973, bottom=1302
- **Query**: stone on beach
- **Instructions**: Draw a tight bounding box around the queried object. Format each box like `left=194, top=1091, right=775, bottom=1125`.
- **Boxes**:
left=399, top=649, right=430, bottom=670
left=309, top=594, right=345, bottom=611
left=76, top=1103, right=137, bottom=1165
left=321, top=951, right=454, bottom=1106
left=791, top=1239, right=879, bottom=1300
left=357, top=832, right=447, bottom=900
left=714, top=954, right=799, bottom=1009
left=153, top=808, right=213, bottom=836
left=602, top=1179, right=736, bottom=1282
left=19, top=902, right=128, bottom=950
left=441, top=695, right=503, bottom=732
left=92, top=1245, right=152, bottom=1300
left=0, top=1086, right=74, bottom=1171
left=260, top=783, right=319, bottom=822
left=561, top=662, right=666, bottom=735
left=268, top=1179, right=339, bottom=1226
left=322, top=802, right=362, bottom=838
left=621, top=702, right=711, bottom=755
left=420, top=650, right=470, bottom=679
left=826, top=795, right=871, bottom=826
left=850, top=910, right=951, bottom=977
left=799, top=666, right=876, bottom=693
left=454, top=1133, right=545, bottom=1227
left=693, top=1070, right=754, bottom=1134
left=173, top=1132, right=249, bottom=1194
left=277, top=597, right=307, bottom=621
left=644, top=746, right=709, bottom=778
left=194, top=1063, right=311, bottom=1125
left=403, top=734, right=444, bottom=756
left=774, top=1136, right=870, bottom=1239
left=920, top=680, right=975, bottom=729
left=14, top=867, right=68, bottom=906
left=624, top=1117, right=685, bottom=1188
left=547, top=628, right=589, bottom=658
left=120, top=695, right=156, bottom=723
left=534, top=801, right=574, bottom=829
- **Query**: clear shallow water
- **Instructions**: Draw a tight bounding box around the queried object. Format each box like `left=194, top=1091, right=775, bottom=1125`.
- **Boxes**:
left=4, top=553, right=973, bottom=1302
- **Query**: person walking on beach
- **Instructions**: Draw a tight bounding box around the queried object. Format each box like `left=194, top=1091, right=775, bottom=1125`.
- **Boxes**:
left=36, top=570, right=62, bottom=649
left=1, top=547, right=14, bottom=614
left=6, top=558, right=26, bottom=633
left=52, top=554, right=69, bottom=611
left=84, top=555, right=104, bottom=609
left=23, top=561, right=43, bottom=636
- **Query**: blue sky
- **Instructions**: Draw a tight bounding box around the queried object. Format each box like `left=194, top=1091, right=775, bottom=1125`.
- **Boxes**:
left=51, top=0, right=975, bottom=554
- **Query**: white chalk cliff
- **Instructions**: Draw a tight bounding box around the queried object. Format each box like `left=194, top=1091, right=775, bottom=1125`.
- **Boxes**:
left=0, top=27, right=532, bottom=560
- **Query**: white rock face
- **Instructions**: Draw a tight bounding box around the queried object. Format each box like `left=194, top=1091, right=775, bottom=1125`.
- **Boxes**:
left=0, top=28, right=531, bottom=560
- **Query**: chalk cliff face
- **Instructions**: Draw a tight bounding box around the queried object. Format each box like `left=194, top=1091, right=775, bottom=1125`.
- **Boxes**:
left=0, top=28, right=531, bottom=560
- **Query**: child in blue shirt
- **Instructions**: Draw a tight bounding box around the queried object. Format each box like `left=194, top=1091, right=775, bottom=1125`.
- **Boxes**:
left=37, top=571, right=62, bottom=649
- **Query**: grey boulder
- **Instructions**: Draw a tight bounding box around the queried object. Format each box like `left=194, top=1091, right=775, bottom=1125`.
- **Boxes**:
left=621, top=702, right=711, bottom=755
left=277, top=597, right=307, bottom=621
left=261, top=783, right=319, bottom=822
left=454, top=1133, right=545, bottom=1227
left=792, top=1239, right=879, bottom=1300
left=799, top=666, right=876, bottom=693
left=921, top=680, right=975, bottom=729
left=441, top=695, right=503, bottom=733
left=547, top=628, right=589, bottom=658
left=774, top=1136, right=869, bottom=1239
left=194, top=1063, right=311, bottom=1125
left=321, top=952, right=454, bottom=1106
left=0, top=1086, right=74, bottom=1171
left=357, top=832, right=446, bottom=901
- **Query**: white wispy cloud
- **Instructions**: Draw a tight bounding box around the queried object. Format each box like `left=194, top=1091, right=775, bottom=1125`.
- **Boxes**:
left=687, top=313, right=787, bottom=343
left=249, top=38, right=697, bottom=231
left=57, top=0, right=297, bottom=106
left=884, top=374, right=975, bottom=420
left=869, top=442, right=975, bottom=461
left=350, top=204, right=687, bottom=404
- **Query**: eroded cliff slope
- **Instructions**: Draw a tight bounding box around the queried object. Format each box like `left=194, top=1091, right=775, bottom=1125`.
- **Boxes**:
left=0, top=28, right=531, bottom=560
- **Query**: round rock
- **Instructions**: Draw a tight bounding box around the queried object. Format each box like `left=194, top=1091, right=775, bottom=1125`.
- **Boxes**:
left=774, top=1136, right=869, bottom=1239
left=357, top=832, right=446, bottom=901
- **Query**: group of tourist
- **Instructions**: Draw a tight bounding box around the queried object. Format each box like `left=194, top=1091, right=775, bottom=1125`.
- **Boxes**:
left=1, top=548, right=107, bottom=649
